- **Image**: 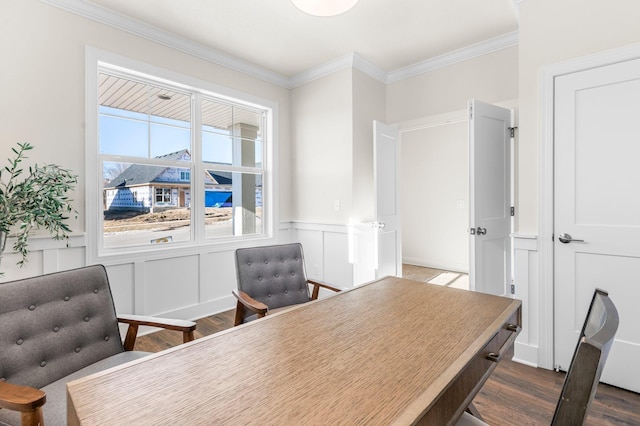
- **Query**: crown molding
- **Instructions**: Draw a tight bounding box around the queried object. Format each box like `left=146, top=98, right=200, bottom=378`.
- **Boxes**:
left=288, top=52, right=388, bottom=88
left=39, top=0, right=291, bottom=88
left=40, top=0, right=519, bottom=89
left=387, top=31, right=519, bottom=84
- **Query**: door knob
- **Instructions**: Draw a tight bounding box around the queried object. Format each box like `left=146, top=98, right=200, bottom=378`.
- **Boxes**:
left=558, top=233, right=584, bottom=244
left=476, top=227, right=487, bottom=235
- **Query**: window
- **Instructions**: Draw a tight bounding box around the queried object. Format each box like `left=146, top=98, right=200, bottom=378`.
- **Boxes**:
left=89, top=54, right=275, bottom=259
left=155, top=188, right=172, bottom=204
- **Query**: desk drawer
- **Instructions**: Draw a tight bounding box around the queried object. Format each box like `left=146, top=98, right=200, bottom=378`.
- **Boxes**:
left=417, top=307, right=522, bottom=426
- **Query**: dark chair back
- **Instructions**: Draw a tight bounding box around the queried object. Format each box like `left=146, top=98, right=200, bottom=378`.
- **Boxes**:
left=0, top=265, right=124, bottom=389
left=551, top=289, right=619, bottom=425
left=235, top=243, right=311, bottom=323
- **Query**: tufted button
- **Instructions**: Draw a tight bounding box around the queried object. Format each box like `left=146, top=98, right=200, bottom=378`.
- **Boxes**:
left=75, top=347, right=81, bottom=353
left=275, top=273, right=280, bottom=278
left=247, top=262, right=251, bottom=266
left=267, top=293, right=271, bottom=297
left=104, top=336, right=110, bottom=341
left=0, top=377, right=5, bottom=382
left=64, top=296, right=70, bottom=301
left=16, top=339, right=24, bottom=345
left=280, top=258, right=285, bottom=262
left=258, top=276, right=263, bottom=281
left=28, top=304, right=36, bottom=311
left=40, top=361, right=47, bottom=367
left=284, top=289, right=288, bottom=294
left=93, top=288, right=99, bottom=294
left=84, top=316, right=90, bottom=322
left=53, top=326, right=60, bottom=332
left=264, top=260, right=268, bottom=264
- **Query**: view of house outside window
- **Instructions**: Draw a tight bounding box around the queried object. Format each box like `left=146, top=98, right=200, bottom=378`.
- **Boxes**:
left=98, top=69, right=266, bottom=250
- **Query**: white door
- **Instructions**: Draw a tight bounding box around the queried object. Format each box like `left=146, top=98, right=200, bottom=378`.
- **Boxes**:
left=373, top=120, right=401, bottom=279
left=468, top=100, right=512, bottom=296
left=554, top=58, right=640, bottom=393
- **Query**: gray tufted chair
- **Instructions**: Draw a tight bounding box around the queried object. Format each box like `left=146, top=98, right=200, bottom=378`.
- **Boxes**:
left=0, top=265, right=196, bottom=426
left=232, top=243, right=342, bottom=326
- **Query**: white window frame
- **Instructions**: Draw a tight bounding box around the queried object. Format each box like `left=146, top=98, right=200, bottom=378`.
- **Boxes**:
left=85, top=47, right=278, bottom=264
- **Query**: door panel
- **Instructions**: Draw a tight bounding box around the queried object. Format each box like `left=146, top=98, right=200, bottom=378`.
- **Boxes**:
left=554, top=58, right=640, bottom=392
left=468, top=100, right=511, bottom=296
left=374, top=121, right=401, bottom=279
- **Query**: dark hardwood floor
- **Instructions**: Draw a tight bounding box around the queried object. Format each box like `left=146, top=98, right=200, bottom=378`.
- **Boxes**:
left=135, top=308, right=640, bottom=426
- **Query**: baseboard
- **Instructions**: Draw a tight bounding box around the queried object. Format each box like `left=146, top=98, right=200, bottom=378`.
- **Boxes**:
left=402, top=258, right=468, bottom=274
left=513, top=341, right=539, bottom=368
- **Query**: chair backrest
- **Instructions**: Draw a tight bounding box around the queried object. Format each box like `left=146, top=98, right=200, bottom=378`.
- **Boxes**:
left=0, top=265, right=124, bottom=389
left=235, top=243, right=311, bottom=322
left=552, top=288, right=619, bottom=425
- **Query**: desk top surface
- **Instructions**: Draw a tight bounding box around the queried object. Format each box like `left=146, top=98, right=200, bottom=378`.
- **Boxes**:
left=67, top=276, right=521, bottom=426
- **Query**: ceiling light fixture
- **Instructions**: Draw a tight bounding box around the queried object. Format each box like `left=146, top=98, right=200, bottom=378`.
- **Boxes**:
left=291, top=0, right=359, bottom=17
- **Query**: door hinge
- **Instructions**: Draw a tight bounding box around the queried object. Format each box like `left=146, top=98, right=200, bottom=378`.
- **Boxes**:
left=510, top=206, right=515, bottom=216
left=469, top=105, right=473, bottom=120
left=510, top=283, right=515, bottom=295
left=508, top=127, right=517, bottom=138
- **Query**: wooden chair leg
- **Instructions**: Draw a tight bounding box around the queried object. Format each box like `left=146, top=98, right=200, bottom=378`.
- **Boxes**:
left=183, top=330, right=195, bottom=343
left=234, top=301, right=245, bottom=326
left=123, top=323, right=139, bottom=351
left=21, top=406, right=44, bottom=426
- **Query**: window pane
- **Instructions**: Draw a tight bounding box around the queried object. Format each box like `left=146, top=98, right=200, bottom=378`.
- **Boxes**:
left=99, top=107, right=149, bottom=156
left=233, top=107, right=263, bottom=139
left=103, top=161, right=191, bottom=248
left=202, top=130, right=232, bottom=164
left=202, top=99, right=232, bottom=133
left=150, top=122, right=190, bottom=158
left=205, top=171, right=262, bottom=239
left=202, top=99, right=263, bottom=168
left=98, top=73, right=192, bottom=159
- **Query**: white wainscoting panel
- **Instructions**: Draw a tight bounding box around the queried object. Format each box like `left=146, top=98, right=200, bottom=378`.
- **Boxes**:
left=145, top=255, right=200, bottom=316
left=323, top=231, right=352, bottom=289
left=201, top=250, right=237, bottom=302
left=2, top=224, right=358, bottom=325
left=295, top=227, right=325, bottom=281
left=105, top=262, right=135, bottom=314
left=512, top=234, right=539, bottom=367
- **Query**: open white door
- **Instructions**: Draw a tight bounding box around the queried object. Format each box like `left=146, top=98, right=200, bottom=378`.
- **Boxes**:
left=554, top=58, right=640, bottom=392
left=373, top=120, right=401, bottom=279
left=468, top=100, right=512, bottom=296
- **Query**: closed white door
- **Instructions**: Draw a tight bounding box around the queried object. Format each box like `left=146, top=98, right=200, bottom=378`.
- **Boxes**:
left=468, top=100, right=512, bottom=296
left=554, top=58, right=640, bottom=392
left=373, top=120, right=401, bottom=279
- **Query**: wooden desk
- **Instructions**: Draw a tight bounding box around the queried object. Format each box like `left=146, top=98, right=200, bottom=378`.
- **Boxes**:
left=67, top=276, right=521, bottom=425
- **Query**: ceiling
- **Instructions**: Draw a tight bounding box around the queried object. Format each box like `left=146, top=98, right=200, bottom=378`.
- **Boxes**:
left=83, top=0, right=520, bottom=79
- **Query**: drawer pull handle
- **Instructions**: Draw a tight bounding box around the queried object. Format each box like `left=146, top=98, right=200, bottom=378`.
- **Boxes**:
left=486, top=323, right=521, bottom=363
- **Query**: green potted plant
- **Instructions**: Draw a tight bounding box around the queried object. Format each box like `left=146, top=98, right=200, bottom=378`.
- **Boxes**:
left=0, top=142, right=77, bottom=274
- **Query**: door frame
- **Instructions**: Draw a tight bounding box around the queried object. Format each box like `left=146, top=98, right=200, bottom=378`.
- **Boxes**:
left=539, top=43, right=640, bottom=370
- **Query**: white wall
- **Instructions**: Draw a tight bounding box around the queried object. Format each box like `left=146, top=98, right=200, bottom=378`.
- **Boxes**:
left=401, top=121, right=469, bottom=272
left=387, top=46, right=519, bottom=122
left=290, top=69, right=353, bottom=224
left=352, top=69, right=386, bottom=223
